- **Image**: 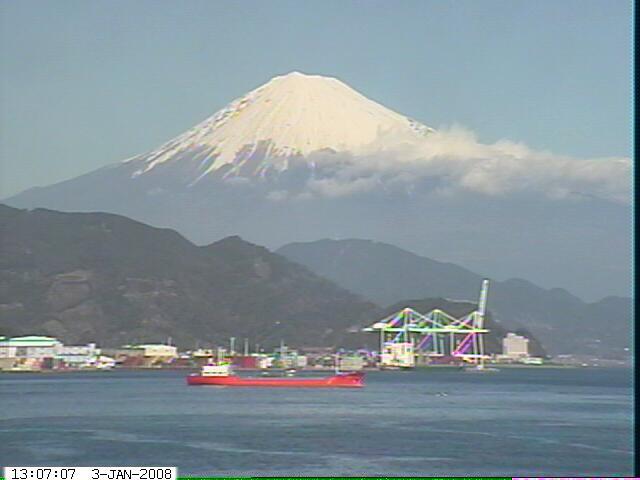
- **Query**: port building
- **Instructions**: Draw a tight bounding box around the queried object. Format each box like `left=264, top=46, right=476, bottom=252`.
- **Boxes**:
left=0, top=335, right=62, bottom=359
left=502, top=332, right=530, bottom=358
left=104, top=343, right=178, bottom=367
left=0, top=336, right=114, bottom=370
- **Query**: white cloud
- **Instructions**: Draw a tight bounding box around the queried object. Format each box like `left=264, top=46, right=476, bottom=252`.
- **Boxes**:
left=307, top=176, right=380, bottom=198
left=298, top=125, right=631, bottom=204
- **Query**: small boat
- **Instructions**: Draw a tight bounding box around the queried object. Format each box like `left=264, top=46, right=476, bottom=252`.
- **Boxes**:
left=187, top=363, right=365, bottom=388
left=463, top=364, right=499, bottom=373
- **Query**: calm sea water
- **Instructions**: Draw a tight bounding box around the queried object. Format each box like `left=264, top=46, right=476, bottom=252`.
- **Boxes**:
left=0, top=367, right=633, bottom=476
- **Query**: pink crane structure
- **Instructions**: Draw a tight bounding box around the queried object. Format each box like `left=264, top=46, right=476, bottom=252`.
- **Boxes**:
left=363, top=280, right=491, bottom=366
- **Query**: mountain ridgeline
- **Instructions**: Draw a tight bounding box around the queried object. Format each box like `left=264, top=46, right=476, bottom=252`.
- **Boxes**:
left=0, top=205, right=377, bottom=348
left=0, top=205, right=548, bottom=354
left=277, top=239, right=631, bottom=357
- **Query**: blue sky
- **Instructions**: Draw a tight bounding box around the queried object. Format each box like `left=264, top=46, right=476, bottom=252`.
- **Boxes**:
left=0, top=0, right=632, bottom=197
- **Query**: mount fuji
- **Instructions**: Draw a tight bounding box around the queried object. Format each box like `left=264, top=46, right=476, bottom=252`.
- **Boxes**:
left=5, top=72, right=631, bottom=300
left=126, top=71, right=433, bottom=183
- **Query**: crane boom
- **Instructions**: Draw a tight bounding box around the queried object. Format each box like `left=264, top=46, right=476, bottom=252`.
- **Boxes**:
left=478, top=279, right=490, bottom=317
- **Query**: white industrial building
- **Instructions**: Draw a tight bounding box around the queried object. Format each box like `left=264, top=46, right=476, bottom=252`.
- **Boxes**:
left=381, top=342, right=415, bottom=368
left=0, top=336, right=114, bottom=370
left=0, top=336, right=63, bottom=359
left=126, top=344, right=178, bottom=359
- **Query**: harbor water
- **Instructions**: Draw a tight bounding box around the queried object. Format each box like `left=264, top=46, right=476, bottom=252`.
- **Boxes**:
left=0, top=367, right=633, bottom=476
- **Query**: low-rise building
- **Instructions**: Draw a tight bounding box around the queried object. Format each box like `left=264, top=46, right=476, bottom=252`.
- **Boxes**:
left=135, top=344, right=178, bottom=359
left=57, top=343, right=101, bottom=369
left=272, top=345, right=305, bottom=369
left=116, top=344, right=178, bottom=358
left=0, top=335, right=63, bottom=359
left=115, top=343, right=178, bottom=366
left=0, top=336, right=63, bottom=369
left=337, top=355, right=365, bottom=371
left=0, top=336, right=109, bottom=370
left=381, top=342, right=415, bottom=368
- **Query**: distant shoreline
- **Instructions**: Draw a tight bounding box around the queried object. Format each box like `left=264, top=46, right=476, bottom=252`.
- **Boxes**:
left=1, top=364, right=632, bottom=375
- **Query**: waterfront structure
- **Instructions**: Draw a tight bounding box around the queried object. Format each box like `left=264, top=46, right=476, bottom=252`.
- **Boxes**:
left=520, top=356, right=543, bottom=365
left=0, top=335, right=63, bottom=358
left=232, top=354, right=272, bottom=369
left=113, top=343, right=178, bottom=367
left=134, top=344, right=178, bottom=359
left=493, top=333, right=545, bottom=364
left=272, top=344, right=307, bottom=369
left=0, top=336, right=63, bottom=369
left=364, top=280, right=491, bottom=367
left=380, top=341, right=415, bottom=368
left=337, top=354, right=366, bottom=371
left=191, top=348, right=215, bottom=358
left=0, top=336, right=113, bottom=370
left=502, top=333, right=530, bottom=358
left=57, top=343, right=105, bottom=368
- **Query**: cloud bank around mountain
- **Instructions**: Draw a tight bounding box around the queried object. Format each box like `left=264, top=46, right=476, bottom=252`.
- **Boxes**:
left=283, top=125, right=631, bottom=204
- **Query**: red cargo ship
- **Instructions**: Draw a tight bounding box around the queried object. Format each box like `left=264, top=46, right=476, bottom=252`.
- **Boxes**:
left=186, top=363, right=364, bottom=388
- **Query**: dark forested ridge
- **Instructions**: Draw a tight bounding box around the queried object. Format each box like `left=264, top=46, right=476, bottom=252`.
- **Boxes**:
left=0, top=205, right=549, bottom=354
left=0, top=205, right=376, bottom=348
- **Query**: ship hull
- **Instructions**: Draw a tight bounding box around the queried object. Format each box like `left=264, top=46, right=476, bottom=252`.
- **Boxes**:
left=186, top=372, right=364, bottom=388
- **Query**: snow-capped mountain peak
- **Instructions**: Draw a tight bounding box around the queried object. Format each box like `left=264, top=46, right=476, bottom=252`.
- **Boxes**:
left=129, top=71, right=433, bottom=182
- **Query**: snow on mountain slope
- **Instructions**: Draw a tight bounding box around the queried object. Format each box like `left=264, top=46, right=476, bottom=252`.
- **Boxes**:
left=111, top=71, right=628, bottom=206
left=127, top=71, right=433, bottom=183
left=7, top=70, right=629, bottom=205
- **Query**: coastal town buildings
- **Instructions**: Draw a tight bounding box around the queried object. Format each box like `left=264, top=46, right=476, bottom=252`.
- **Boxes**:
left=102, top=343, right=179, bottom=367
left=0, top=336, right=115, bottom=370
